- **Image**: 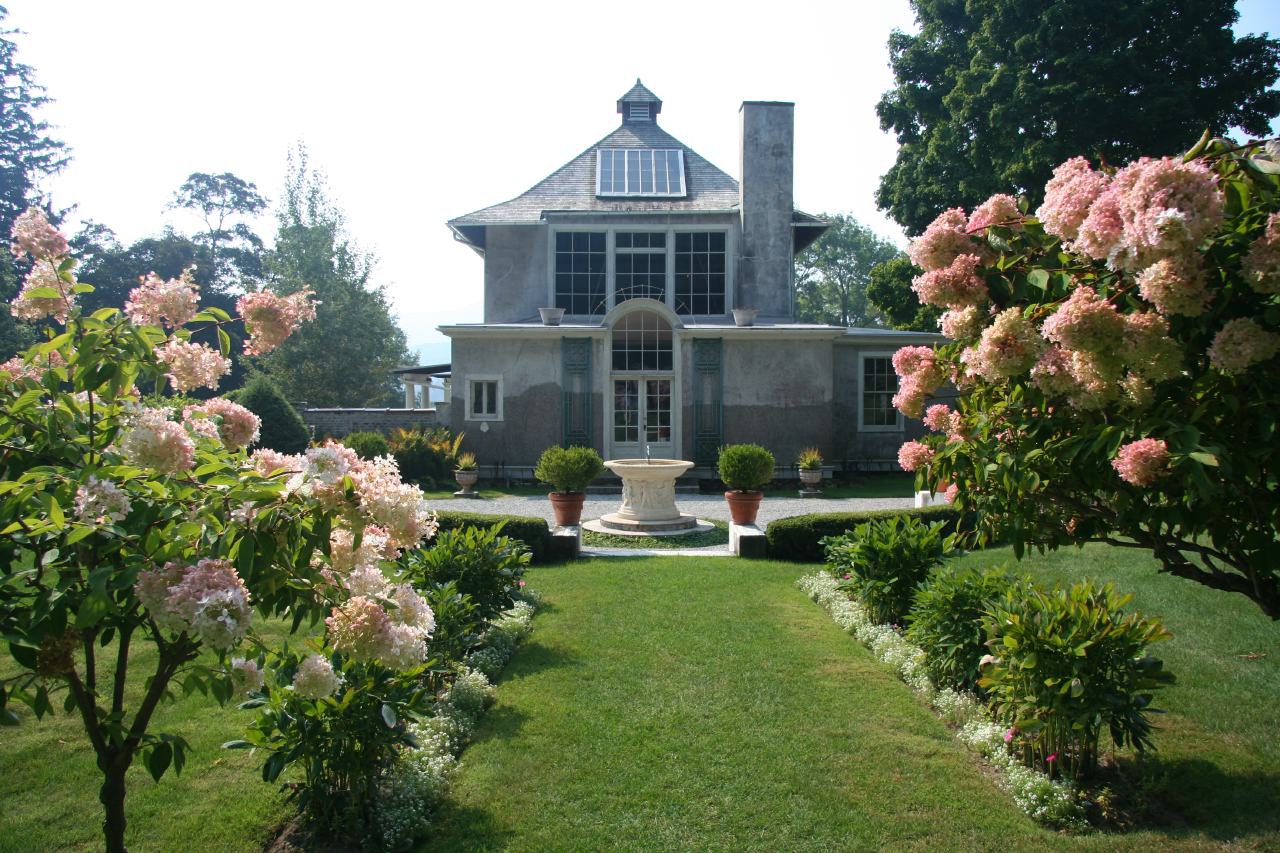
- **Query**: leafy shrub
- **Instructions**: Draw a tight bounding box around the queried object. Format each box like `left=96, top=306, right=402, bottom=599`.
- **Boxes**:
left=403, top=524, right=530, bottom=621
left=418, top=582, right=483, bottom=668
left=534, top=445, right=604, bottom=493
left=767, top=506, right=964, bottom=562
left=906, top=566, right=1020, bottom=693
left=717, top=443, right=775, bottom=491
left=434, top=511, right=551, bottom=564
left=454, top=451, right=477, bottom=471
left=823, top=515, right=951, bottom=625
left=234, top=373, right=310, bottom=453
left=797, top=447, right=823, bottom=470
left=389, top=426, right=462, bottom=486
left=343, top=430, right=390, bottom=460
left=979, top=580, right=1175, bottom=780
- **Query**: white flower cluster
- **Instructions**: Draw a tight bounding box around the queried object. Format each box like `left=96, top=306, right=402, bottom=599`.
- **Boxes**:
left=375, top=596, right=538, bottom=851
left=796, top=571, right=1086, bottom=829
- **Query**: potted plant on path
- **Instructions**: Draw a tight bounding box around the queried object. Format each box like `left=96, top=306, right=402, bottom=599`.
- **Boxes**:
left=534, top=445, right=605, bottom=526
left=453, top=451, right=480, bottom=497
left=797, top=447, right=823, bottom=494
left=718, top=443, right=775, bottom=525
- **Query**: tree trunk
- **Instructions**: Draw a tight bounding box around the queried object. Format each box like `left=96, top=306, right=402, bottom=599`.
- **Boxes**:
left=100, top=755, right=130, bottom=853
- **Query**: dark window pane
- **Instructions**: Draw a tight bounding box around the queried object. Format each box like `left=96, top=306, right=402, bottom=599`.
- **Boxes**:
left=675, top=233, right=691, bottom=252
left=616, top=232, right=632, bottom=248
left=693, top=232, right=707, bottom=252
left=710, top=232, right=725, bottom=252
left=590, top=233, right=604, bottom=252
left=556, top=233, right=571, bottom=251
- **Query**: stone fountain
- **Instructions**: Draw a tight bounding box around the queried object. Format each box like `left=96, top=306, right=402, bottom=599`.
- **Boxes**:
left=584, top=458, right=709, bottom=535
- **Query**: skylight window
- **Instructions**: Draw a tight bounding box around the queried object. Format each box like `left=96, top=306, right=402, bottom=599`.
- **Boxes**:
left=597, top=149, right=686, bottom=197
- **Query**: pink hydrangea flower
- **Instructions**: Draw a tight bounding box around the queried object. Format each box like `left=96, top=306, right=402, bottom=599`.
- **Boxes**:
left=116, top=407, right=196, bottom=475
left=923, top=404, right=954, bottom=433
left=249, top=448, right=305, bottom=477
left=911, top=254, right=988, bottom=309
left=155, top=339, right=231, bottom=392
left=1112, top=438, right=1170, bottom=486
left=908, top=208, right=984, bottom=272
left=1207, top=318, right=1280, bottom=373
left=1123, top=312, right=1182, bottom=382
left=11, top=261, right=75, bottom=323
left=1120, top=373, right=1155, bottom=409
left=329, top=525, right=393, bottom=574
left=74, top=476, right=131, bottom=524
left=237, top=287, right=318, bottom=356
left=1030, top=345, right=1076, bottom=398
left=1074, top=188, right=1127, bottom=265
left=1037, top=157, right=1111, bottom=243
left=292, top=654, right=342, bottom=700
left=944, top=483, right=959, bottom=504
left=1041, top=285, right=1125, bottom=353
left=230, top=658, right=265, bottom=695
left=939, top=305, right=985, bottom=342
left=1136, top=255, right=1213, bottom=317
left=1065, top=350, right=1123, bottom=410
left=967, top=308, right=1044, bottom=381
left=135, top=558, right=252, bottom=650
left=967, top=194, right=1022, bottom=233
left=897, top=440, right=935, bottom=472
left=10, top=207, right=69, bottom=260
left=326, top=596, right=394, bottom=663
left=183, top=398, right=261, bottom=450
left=124, top=268, right=200, bottom=328
left=1242, top=212, right=1280, bottom=295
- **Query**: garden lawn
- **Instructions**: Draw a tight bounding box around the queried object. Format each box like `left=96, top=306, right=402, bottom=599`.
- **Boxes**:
left=0, top=621, right=297, bottom=853
left=424, top=556, right=1060, bottom=851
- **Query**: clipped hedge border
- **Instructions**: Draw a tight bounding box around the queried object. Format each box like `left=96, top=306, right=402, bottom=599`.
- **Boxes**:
left=434, top=511, right=552, bottom=564
left=765, top=505, right=966, bottom=562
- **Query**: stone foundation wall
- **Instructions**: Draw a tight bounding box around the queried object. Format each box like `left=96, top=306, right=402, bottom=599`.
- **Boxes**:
left=302, top=407, right=440, bottom=438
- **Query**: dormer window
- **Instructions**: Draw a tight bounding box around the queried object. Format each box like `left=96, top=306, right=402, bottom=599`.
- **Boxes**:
left=596, top=149, right=686, bottom=197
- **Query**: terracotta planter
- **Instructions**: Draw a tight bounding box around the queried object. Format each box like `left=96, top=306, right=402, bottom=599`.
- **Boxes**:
left=798, top=468, right=822, bottom=487
left=724, top=490, right=764, bottom=525
left=548, top=491, right=586, bottom=527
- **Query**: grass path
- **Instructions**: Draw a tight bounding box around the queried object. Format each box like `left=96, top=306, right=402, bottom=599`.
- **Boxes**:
left=422, top=557, right=1061, bottom=850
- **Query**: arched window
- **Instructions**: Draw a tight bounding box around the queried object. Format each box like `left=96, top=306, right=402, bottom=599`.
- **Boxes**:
left=611, top=310, right=672, bottom=372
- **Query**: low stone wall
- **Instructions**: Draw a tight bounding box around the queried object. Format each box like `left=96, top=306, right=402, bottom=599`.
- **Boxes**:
left=302, top=407, right=439, bottom=438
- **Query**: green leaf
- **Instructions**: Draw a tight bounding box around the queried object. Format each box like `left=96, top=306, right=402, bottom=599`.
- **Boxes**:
left=147, top=742, right=173, bottom=782
left=381, top=703, right=397, bottom=729
left=75, top=594, right=110, bottom=629
left=217, top=327, right=231, bottom=357
left=1189, top=451, right=1219, bottom=467
left=1027, top=269, right=1049, bottom=290
left=1069, top=677, right=1084, bottom=698
left=222, top=740, right=254, bottom=750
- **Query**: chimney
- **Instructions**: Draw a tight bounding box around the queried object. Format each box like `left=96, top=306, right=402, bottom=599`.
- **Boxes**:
left=738, top=101, right=795, bottom=318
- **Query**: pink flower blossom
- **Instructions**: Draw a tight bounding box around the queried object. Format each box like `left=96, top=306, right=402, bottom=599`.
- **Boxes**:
left=249, top=448, right=304, bottom=477
left=230, top=658, right=265, bottom=695
left=1112, top=438, right=1170, bottom=486
left=911, top=254, right=988, bottom=309
left=1037, top=157, right=1110, bottom=243
left=944, top=483, right=959, bottom=504
left=923, top=404, right=954, bottom=433
left=1123, top=312, right=1182, bottom=382
left=292, top=654, right=341, bottom=700
left=897, top=440, right=935, bottom=472
left=1041, top=286, right=1125, bottom=353
left=74, top=476, right=131, bottom=524
left=939, top=305, right=985, bottom=342
left=1242, top=212, right=1280, bottom=295
left=1074, top=189, right=1127, bottom=264
left=10, top=207, right=69, bottom=260
left=967, top=308, right=1044, bottom=381
left=183, top=398, right=261, bottom=450
left=1120, top=373, right=1155, bottom=409
left=124, top=268, right=200, bottom=328
left=237, top=287, right=317, bottom=356
left=155, top=339, right=231, bottom=392
left=1207, top=318, right=1280, bottom=373
left=11, top=261, right=75, bottom=323
left=135, top=558, right=252, bottom=650
left=1065, top=350, right=1123, bottom=410
left=967, top=194, right=1023, bottom=233
left=116, top=407, right=196, bottom=474
left=1003, top=727, right=1016, bottom=744
left=1031, top=345, right=1076, bottom=398
left=1136, top=255, right=1213, bottom=317
left=326, top=596, right=394, bottom=663
left=1046, top=753, right=1058, bottom=764
left=329, top=525, right=393, bottom=574
left=908, top=208, right=985, bottom=272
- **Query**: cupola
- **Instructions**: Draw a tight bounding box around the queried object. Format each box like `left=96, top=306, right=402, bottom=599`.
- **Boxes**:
left=617, top=79, right=662, bottom=124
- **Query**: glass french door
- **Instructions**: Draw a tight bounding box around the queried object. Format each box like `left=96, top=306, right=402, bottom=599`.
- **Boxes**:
left=612, top=377, right=673, bottom=458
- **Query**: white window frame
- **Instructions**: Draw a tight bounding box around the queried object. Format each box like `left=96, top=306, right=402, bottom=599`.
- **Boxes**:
left=595, top=149, right=686, bottom=197
left=857, top=352, right=903, bottom=433
left=465, top=375, right=503, bottom=422
left=547, top=226, right=733, bottom=319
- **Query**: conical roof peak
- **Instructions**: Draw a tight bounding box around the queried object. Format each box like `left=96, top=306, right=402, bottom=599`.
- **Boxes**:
left=617, top=79, right=662, bottom=122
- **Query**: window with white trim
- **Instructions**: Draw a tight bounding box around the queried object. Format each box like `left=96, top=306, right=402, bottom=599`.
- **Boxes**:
left=597, top=149, right=686, bottom=196
left=674, top=231, right=726, bottom=315
left=859, top=355, right=901, bottom=431
left=466, top=377, right=502, bottom=421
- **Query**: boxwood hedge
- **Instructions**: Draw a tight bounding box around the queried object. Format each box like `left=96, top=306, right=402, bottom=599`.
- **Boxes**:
left=765, top=505, right=966, bottom=563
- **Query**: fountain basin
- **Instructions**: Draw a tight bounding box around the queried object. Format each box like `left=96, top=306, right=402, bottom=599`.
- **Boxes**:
left=596, top=458, right=698, bottom=532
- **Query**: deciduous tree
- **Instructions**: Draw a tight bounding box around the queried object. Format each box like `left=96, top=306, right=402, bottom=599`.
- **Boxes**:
left=794, top=214, right=901, bottom=327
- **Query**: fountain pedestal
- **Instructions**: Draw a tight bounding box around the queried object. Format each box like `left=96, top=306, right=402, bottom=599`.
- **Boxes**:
left=594, top=459, right=699, bottom=533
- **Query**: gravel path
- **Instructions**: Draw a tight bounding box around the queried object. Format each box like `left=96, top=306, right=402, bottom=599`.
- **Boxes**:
left=434, top=493, right=914, bottom=526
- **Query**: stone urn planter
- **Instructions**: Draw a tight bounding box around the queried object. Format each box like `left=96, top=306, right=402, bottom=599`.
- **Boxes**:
left=539, top=307, right=565, bottom=326
left=453, top=468, right=479, bottom=497
left=798, top=468, right=822, bottom=488
left=724, top=490, right=764, bottom=525
left=732, top=307, right=759, bottom=327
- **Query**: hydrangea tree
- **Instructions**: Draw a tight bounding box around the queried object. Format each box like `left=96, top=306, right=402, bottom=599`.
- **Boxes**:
left=892, top=135, right=1280, bottom=619
left=0, top=210, right=439, bottom=851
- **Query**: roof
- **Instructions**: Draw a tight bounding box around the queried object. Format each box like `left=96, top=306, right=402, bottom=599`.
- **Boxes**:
left=448, top=121, right=741, bottom=231
left=392, top=363, right=451, bottom=376
left=617, top=79, right=662, bottom=113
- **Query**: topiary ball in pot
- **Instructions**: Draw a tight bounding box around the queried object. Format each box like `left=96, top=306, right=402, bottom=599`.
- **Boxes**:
left=717, top=443, right=774, bottom=525
left=534, top=445, right=604, bottom=526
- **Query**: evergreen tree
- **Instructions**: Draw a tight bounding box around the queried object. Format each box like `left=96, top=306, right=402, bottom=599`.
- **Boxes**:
left=260, top=146, right=411, bottom=407
left=876, top=0, right=1280, bottom=235
left=233, top=374, right=311, bottom=453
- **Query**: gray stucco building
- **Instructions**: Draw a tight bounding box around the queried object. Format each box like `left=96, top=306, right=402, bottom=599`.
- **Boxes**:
left=439, top=81, right=937, bottom=476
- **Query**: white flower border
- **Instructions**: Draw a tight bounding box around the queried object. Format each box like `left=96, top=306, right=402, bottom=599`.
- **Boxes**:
left=796, top=571, right=1086, bottom=829
left=376, top=593, right=541, bottom=850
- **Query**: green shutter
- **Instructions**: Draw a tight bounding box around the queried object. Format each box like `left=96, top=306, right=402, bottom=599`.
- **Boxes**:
left=561, top=338, right=592, bottom=448
left=693, top=338, right=723, bottom=465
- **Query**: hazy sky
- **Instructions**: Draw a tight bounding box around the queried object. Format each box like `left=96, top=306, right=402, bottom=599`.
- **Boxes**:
left=10, top=1, right=1280, bottom=364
